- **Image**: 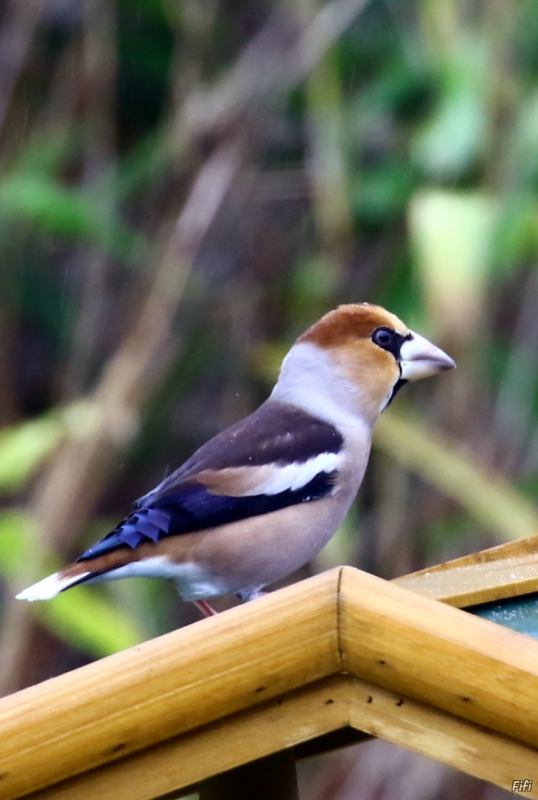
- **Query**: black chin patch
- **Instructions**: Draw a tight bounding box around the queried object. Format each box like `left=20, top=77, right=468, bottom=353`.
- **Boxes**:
left=386, top=378, right=408, bottom=407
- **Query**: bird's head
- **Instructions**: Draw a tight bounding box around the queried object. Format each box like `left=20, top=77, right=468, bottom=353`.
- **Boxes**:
left=282, top=303, right=455, bottom=424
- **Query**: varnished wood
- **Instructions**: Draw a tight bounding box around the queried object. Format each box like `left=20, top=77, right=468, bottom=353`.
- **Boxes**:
left=0, top=571, right=339, bottom=800
left=5, top=566, right=538, bottom=800
left=340, top=568, right=538, bottom=750
left=347, top=677, right=538, bottom=798
left=21, top=675, right=538, bottom=800
left=21, top=678, right=350, bottom=800
left=394, top=534, right=538, bottom=606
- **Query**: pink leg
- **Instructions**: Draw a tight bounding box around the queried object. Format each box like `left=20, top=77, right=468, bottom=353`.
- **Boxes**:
left=193, top=599, right=218, bottom=617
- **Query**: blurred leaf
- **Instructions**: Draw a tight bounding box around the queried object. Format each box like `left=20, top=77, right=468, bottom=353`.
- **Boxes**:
left=291, top=256, right=339, bottom=306
left=350, top=162, right=415, bottom=223
left=0, top=416, right=64, bottom=492
left=409, top=189, right=496, bottom=340
left=513, top=88, right=538, bottom=183
left=413, top=83, right=485, bottom=177
left=490, top=193, right=538, bottom=269
left=13, top=128, right=81, bottom=179
left=39, top=586, right=147, bottom=657
left=0, top=511, right=36, bottom=574
left=118, top=0, right=167, bottom=21
left=102, top=129, right=168, bottom=202
left=0, top=510, right=147, bottom=657
left=349, top=57, right=431, bottom=124
left=375, top=410, right=538, bottom=542
left=0, top=176, right=147, bottom=264
left=0, top=402, right=104, bottom=492
left=412, top=53, right=487, bottom=179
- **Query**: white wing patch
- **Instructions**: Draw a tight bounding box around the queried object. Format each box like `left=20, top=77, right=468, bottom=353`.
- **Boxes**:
left=238, top=452, right=342, bottom=496
left=197, top=452, right=343, bottom=497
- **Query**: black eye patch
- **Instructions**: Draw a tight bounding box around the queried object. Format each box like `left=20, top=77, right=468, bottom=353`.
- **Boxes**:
left=371, top=327, right=411, bottom=360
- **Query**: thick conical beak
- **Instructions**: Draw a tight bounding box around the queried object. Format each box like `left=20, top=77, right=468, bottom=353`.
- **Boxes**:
left=400, top=331, right=456, bottom=381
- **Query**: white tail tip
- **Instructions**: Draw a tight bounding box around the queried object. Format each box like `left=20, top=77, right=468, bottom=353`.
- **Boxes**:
left=16, top=571, right=90, bottom=601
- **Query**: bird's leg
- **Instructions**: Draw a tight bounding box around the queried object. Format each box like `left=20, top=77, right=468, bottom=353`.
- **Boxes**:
left=193, top=590, right=267, bottom=616
left=193, top=599, right=218, bottom=617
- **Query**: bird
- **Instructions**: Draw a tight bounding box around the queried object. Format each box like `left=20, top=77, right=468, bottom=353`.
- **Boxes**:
left=16, top=303, right=455, bottom=617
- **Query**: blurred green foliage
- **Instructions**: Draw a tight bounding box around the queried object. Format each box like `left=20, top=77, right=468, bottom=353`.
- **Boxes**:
left=0, top=416, right=64, bottom=491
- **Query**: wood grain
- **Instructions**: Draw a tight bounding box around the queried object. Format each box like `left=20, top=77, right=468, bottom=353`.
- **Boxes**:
left=22, top=675, right=538, bottom=800
left=20, top=678, right=350, bottom=800
left=5, top=566, right=538, bottom=799
left=393, top=534, right=538, bottom=607
left=340, top=567, right=538, bottom=749
left=347, top=677, right=538, bottom=797
left=0, top=570, right=340, bottom=800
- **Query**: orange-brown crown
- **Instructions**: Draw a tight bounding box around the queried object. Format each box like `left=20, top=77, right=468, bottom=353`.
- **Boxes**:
left=297, top=303, right=409, bottom=348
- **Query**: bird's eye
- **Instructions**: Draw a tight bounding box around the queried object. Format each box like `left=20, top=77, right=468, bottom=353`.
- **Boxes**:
left=372, top=327, right=394, bottom=349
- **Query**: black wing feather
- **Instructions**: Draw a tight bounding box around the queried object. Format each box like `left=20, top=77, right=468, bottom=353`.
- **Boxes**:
left=140, top=401, right=343, bottom=505
left=77, top=471, right=337, bottom=562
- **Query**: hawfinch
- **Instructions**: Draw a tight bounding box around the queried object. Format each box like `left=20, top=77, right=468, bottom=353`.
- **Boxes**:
left=17, top=304, right=454, bottom=616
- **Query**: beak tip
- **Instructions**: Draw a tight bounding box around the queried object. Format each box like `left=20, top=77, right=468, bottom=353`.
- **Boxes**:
left=441, top=356, right=456, bottom=371
left=399, top=333, right=456, bottom=381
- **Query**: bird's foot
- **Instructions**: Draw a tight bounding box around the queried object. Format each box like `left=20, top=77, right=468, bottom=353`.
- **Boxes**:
left=193, top=599, right=218, bottom=617
left=236, top=589, right=268, bottom=603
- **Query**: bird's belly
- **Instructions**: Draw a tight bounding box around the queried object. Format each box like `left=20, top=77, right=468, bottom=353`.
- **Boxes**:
left=155, top=490, right=356, bottom=599
left=88, top=556, right=232, bottom=599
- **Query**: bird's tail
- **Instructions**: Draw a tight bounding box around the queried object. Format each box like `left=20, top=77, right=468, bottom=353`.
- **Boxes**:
left=16, top=567, right=93, bottom=601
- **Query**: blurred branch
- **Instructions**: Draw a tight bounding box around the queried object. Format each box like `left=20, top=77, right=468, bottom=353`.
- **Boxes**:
left=483, top=0, right=518, bottom=191
left=96, top=0, right=371, bottom=213
left=305, top=46, right=354, bottom=265
left=298, top=0, right=354, bottom=285
left=180, top=0, right=372, bottom=140
left=62, top=0, right=118, bottom=396
left=0, top=137, right=244, bottom=695
left=491, top=271, right=538, bottom=474
left=165, top=0, right=221, bottom=110
left=0, top=0, right=43, bottom=137
left=375, top=410, right=538, bottom=543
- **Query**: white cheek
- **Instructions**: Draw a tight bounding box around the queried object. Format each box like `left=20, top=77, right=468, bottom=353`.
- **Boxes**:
left=271, top=342, right=374, bottom=431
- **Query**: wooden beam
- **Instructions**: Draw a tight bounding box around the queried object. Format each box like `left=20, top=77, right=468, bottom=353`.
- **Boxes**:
left=5, top=567, right=538, bottom=799
left=21, top=676, right=538, bottom=800
left=0, top=571, right=340, bottom=800
left=347, top=677, right=538, bottom=798
left=19, top=678, right=350, bottom=800
left=340, top=568, right=538, bottom=750
left=393, top=535, right=538, bottom=607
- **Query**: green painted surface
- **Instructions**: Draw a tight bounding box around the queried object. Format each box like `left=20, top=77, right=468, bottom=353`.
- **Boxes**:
left=469, top=594, right=538, bottom=640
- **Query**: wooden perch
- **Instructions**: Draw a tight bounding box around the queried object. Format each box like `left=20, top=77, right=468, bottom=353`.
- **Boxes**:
left=394, top=534, right=538, bottom=606
left=3, top=566, right=538, bottom=800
